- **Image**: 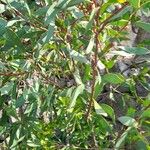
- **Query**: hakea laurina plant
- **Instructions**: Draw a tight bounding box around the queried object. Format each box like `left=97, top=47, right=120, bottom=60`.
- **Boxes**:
left=0, top=0, right=150, bottom=149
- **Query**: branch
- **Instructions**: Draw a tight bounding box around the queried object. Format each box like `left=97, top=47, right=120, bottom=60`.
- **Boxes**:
left=85, top=2, right=129, bottom=120
left=98, top=2, right=129, bottom=34
left=85, top=2, right=100, bottom=120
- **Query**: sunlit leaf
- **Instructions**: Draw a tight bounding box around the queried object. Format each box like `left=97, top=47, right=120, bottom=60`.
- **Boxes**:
left=94, top=100, right=108, bottom=117
left=135, top=21, right=150, bottom=33
left=70, top=50, right=90, bottom=64
left=85, top=34, right=95, bottom=54
left=118, top=116, right=137, bottom=126
left=45, top=0, right=68, bottom=25
left=110, top=6, right=132, bottom=22
left=101, top=103, right=115, bottom=122
left=115, top=127, right=132, bottom=149
left=10, top=136, right=25, bottom=149
left=86, top=7, right=99, bottom=31
left=103, top=73, right=125, bottom=84
left=121, top=46, right=150, bottom=55
left=69, top=84, right=85, bottom=109
left=0, top=82, right=14, bottom=95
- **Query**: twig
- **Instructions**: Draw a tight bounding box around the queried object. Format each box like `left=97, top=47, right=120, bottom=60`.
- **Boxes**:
left=0, top=72, right=27, bottom=76
left=98, top=2, right=129, bottom=34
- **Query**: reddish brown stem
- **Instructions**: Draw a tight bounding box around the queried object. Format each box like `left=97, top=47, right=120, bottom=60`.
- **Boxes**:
left=98, top=2, right=129, bottom=34
left=85, top=2, right=129, bottom=120
left=85, top=4, right=100, bottom=120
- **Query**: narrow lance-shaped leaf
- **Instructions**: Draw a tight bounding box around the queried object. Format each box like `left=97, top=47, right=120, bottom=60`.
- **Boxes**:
left=135, top=21, right=150, bottom=33
left=103, top=73, right=125, bottom=84
left=69, top=84, right=85, bottom=109
left=10, top=136, right=26, bottom=149
left=118, top=116, right=138, bottom=127
left=45, top=0, right=68, bottom=25
left=67, top=0, right=85, bottom=7
left=7, top=19, right=24, bottom=27
left=0, top=82, right=14, bottom=95
left=70, top=50, right=90, bottom=64
left=115, top=127, right=132, bottom=149
left=42, top=22, right=55, bottom=44
left=120, top=46, right=150, bottom=55
left=86, top=7, right=99, bottom=31
left=73, top=69, right=83, bottom=85
left=5, top=29, right=25, bottom=51
left=94, top=100, right=108, bottom=117
left=101, top=103, right=115, bottom=122
left=85, top=34, right=95, bottom=54
left=109, top=6, right=132, bottom=22
left=0, top=18, right=7, bottom=36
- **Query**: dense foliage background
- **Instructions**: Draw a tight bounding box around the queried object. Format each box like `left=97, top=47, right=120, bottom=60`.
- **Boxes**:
left=0, top=0, right=150, bottom=149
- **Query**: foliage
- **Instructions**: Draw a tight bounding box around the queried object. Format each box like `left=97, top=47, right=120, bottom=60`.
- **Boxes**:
left=0, top=0, right=150, bottom=149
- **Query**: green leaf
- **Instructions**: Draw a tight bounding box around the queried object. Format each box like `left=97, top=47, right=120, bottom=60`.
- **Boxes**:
left=94, top=73, right=103, bottom=99
left=10, top=136, right=25, bottom=149
left=69, top=84, right=84, bottom=109
left=70, top=7, right=84, bottom=19
left=98, top=115, right=112, bottom=133
left=5, top=106, right=18, bottom=120
left=24, top=103, right=36, bottom=115
left=94, top=100, right=108, bottom=117
left=5, top=29, right=25, bottom=51
left=94, top=82, right=104, bottom=99
left=110, top=6, right=132, bottom=22
left=135, top=140, right=148, bottom=150
left=35, top=6, right=49, bottom=17
left=115, top=127, right=132, bottom=149
left=85, top=34, right=95, bottom=54
left=70, top=50, right=90, bottom=64
left=129, top=0, right=140, bottom=8
left=45, top=0, right=68, bottom=25
left=141, top=108, right=150, bottom=118
left=24, top=1, right=31, bottom=16
left=45, top=2, right=59, bottom=24
left=0, top=18, right=7, bottom=36
left=7, top=19, right=24, bottom=27
left=122, top=46, right=150, bottom=55
left=15, top=96, right=25, bottom=108
left=0, top=82, right=14, bottom=95
left=42, top=23, right=55, bottom=44
left=86, top=7, right=99, bottom=31
left=135, top=21, right=150, bottom=33
left=27, top=140, right=40, bottom=147
left=67, top=0, right=85, bottom=7
left=101, top=103, right=115, bottom=122
left=141, top=1, right=150, bottom=10
left=73, top=69, right=83, bottom=85
left=118, top=116, right=137, bottom=126
left=100, top=2, right=111, bottom=14
left=0, top=62, right=5, bottom=70
left=0, top=126, right=5, bottom=133
left=103, top=73, right=125, bottom=84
